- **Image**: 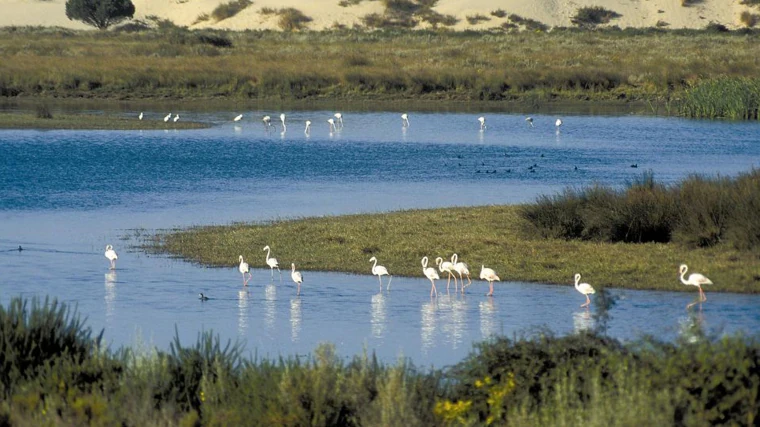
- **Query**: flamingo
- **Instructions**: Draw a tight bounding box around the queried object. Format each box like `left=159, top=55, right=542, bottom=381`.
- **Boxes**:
left=104, top=244, right=118, bottom=270
left=280, top=113, right=286, bottom=132
left=480, top=265, right=500, bottom=296
left=555, top=118, right=562, bottom=129
left=478, top=116, right=486, bottom=130
left=164, top=113, right=172, bottom=122
left=680, top=264, right=712, bottom=307
left=262, top=245, right=281, bottom=280
left=305, top=120, right=311, bottom=135
left=525, top=117, right=534, bottom=127
left=238, top=255, right=252, bottom=286
left=233, top=114, right=243, bottom=122
left=401, top=113, right=410, bottom=127
left=573, top=273, right=596, bottom=308
left=173, top=114, right=180, bottom=123
left=451, top=254, right=471, bottom=290
left=422, top=256, right=439, bottom=297
left=435, top=256, right=458, bottom=291
left=263, top=115, right=272, bottom=128
left=327, top=118, right=336, bottom=132
left=138, top=112, right=143, bottom=121
left=369, top=256, right=392, bottom=291
left=291, top=263, right=303, bottom=295
left=334, top=113, right=343, bottom=128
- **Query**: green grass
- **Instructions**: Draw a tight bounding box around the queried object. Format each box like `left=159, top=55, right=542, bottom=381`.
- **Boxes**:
left=145, top=204, right=760, bottom=294
left=1, top=26, right=760, bottom=108
left=3, top=296, right=759, bottom=425
left=680, top=77, right=760, bottom=119
left=0, top=112, right=209, bottom=129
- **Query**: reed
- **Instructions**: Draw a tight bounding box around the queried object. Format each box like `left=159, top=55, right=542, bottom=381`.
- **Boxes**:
left=679, top=77, right=760, bottom=119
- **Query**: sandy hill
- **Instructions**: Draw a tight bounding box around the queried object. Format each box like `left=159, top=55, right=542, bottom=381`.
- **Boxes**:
left=0, top=0, right=755, bottom=31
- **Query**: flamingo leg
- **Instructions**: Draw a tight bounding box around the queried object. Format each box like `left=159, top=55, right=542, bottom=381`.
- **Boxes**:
left=581, top=295, right=590, bottom=308
left=378, top=275, right=383, bottom=291
left=297, top=283, right=301, bottom=296
left=700, top=286, right=707, bottom=302
left=446, top=274, right=451, bottom=291
left=386, top=276, right=392, bottom=291
left=487, top=280, right=494, bottom=296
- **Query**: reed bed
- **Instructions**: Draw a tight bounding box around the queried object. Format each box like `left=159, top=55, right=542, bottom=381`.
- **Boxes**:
left=680, top=77, right=760, bottom=119
left=146, top=172, right=760, bottom=293
left=2, top=296, right=759, bottom=425
left=1, top=26, right=760, bottom=107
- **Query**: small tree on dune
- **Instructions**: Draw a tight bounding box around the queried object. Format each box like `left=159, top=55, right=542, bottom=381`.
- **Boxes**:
left=65, top=0, right=136, bottom=30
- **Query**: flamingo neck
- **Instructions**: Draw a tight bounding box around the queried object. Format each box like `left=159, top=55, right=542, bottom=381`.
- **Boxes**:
left=680, top=271, right=689, bottom=285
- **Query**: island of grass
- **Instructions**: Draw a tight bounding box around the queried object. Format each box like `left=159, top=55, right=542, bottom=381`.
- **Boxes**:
left=0, top=111, right=209, bottom=130
left=146, top=170, right=760, bottom=294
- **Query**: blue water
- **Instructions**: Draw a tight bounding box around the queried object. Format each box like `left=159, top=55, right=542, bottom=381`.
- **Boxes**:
left=1, top=110, right=759, bottom=367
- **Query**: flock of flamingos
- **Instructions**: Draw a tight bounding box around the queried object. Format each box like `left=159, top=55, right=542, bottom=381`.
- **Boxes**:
left=104, top=243, right=714, bottom=309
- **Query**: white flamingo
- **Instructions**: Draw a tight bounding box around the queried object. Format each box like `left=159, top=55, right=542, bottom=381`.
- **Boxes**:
left=233, top=114, right=243, bottom=122
left=478, top=116, right=486, bottom=130
left=435, top=256, right=458, bottom=291
left=291, top=263, right=303, bottom=295
left=334, top=113, right=343, bottom=128
left=238, top=255, right=252, bottom=286
left=401, top=113, right=409, bottom=127
left=173, top=114, right=180, bottom=123
left=573, top=273, right=596, bottom=308
left=451, top=253, right=471, bottom=290
left=422, top=256, right=439, bottom=297
left=305, top=120, right=311, bottom=135
left=327, top=118, right=336, bottom=132
left=369, top=256, right=392, bottom=291
left=138, top=112, right=143, bottom=121
left=263, top=115, right=272, bottom=128
left=104, top=244, right=118, bottom=270
left=262, top=245, right=281, bottom=280
left=555, top=118, right=563, bottom=129
left=280, top=113, right=286, bottom=132
left=480, top=265, right=500, bottom=296
left=525, top=117, right=534, bottom=127
left=679, top=264, right=712, bottom=308
left=164, top=113, right=172, bottom=122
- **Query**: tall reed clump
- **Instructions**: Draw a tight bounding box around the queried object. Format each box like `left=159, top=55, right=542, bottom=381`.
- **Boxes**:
left=521, top=169, right=760, bottom=249
left=680, top=77, right=760, bottom=119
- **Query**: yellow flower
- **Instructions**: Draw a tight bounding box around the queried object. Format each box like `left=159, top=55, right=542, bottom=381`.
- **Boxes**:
left=200, top=391, right=205, bottom=402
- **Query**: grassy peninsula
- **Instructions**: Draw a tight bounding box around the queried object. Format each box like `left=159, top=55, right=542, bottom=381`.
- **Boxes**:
left=147, top=171, right=760, bottom=294
left=0, top=112, right=208, bottom=130
left=1, top=26, right=760, bottom=115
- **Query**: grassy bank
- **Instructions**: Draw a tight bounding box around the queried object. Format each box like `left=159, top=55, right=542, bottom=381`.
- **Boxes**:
left=0, top=112, right=208, bottom=130
left=2, top=296, right=759, bottom=425
left=2, top=26, right=760, bottom=111
left=146, top=204, right=759, bottom=294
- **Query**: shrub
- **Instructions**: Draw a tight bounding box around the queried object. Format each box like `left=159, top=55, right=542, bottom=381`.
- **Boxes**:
left=705, top=21, right=730, bottom=32
left=490, top=9, right=507, bottom=18
left=210, top=0, right=253, bottom=22
left=466, top=14, right=490, bottom=25
left=65, top=0, right=135, bottom=30
left=571, top=6, right=621, bottom=27
left=740, top=11, right=759, bottom=27
left=277, top=8, right=313, bottom=31
left=195, top=32, right=233, bottom=47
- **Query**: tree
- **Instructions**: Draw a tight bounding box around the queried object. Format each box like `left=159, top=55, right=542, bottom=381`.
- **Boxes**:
left=65, top=0, right=136, bottom=30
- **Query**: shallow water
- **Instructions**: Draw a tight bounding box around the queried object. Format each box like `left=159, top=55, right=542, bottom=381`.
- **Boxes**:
left=1, top=110, right=759, bottom=367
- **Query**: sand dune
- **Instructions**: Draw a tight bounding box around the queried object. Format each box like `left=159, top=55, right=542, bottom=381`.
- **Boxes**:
left=0, top=0, right=753, bottom=31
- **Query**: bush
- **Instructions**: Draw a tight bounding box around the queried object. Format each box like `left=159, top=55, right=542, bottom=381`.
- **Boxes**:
left=491, top=9, right=507, bottom=18
left=740, top=11, right=759, bottom=27
left=210, top=0, right=253, bottom=22
left=277, top=8, right=313, bottom=31
left=465, top=14, right=490, bottom=25
left=571, top=6, right=621, bottom=27
left=65, top=0, right=135, bottom=30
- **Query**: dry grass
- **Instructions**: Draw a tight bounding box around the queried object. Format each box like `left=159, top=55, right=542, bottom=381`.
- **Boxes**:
left=1, top=27, right=760, bottom=103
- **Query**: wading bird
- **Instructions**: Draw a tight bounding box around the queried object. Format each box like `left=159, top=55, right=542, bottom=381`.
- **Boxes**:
left=525, top=117, right=534, bottom=127
left=573, top=273, right=596, bottom=308
left=233, top=114, right=243, bottom=122
left=478, top=116, right=486, bottom=130
left=480, top=265, right=500, bottom=296
left=369, top=256, right=392, bottom=291
left=305, top=120, right=311, bottom=135
left=328, top=118, right=336, bottom=132
left=280, top=113, right=286, bottom=132
left=164, top=113, right=172, bottom=122
left=173, top=114, right=180, bottom=123
left=138, top=112, right=143, bottom=120
left=435, top=256, right=458, bottom=291
left=334, top=113, right=343, bottom=128
left=401, top=113, right=410, bottom=127
left=104, top=245, right=118, bottom=270
left=555, top=118, right=563, bottom=129
left=451, top=253, right=471, bottom=290
left=679, top=264, right=712, bottom=308
left=422, top=256, right=439, bottom=297
left=291, top=263, right=303, bottom=295
left=262, top=115, right=271, bottom=128
left=263, top=245, right=281, bottom=280
left=238, top=255, right=252, bottom=286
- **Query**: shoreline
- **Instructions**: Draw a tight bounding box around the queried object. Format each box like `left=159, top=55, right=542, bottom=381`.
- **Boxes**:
left=143, top=205, right=760, bottom=295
